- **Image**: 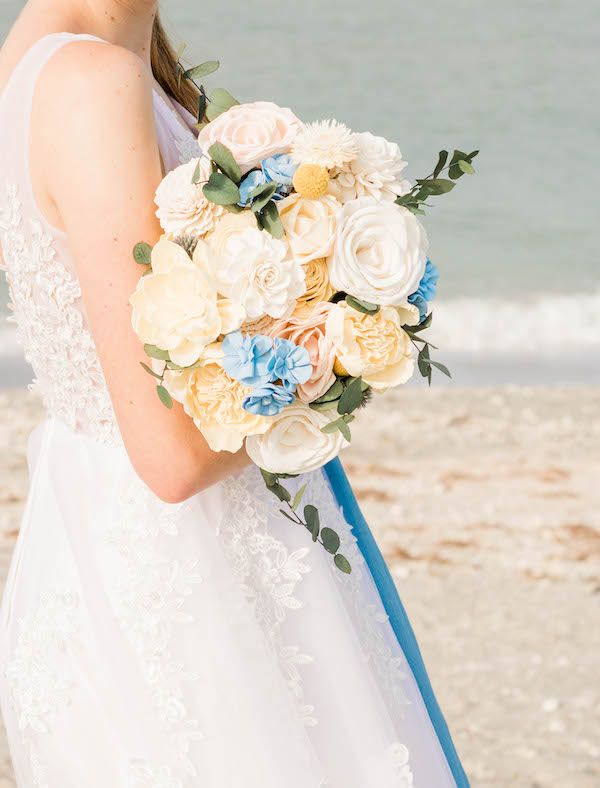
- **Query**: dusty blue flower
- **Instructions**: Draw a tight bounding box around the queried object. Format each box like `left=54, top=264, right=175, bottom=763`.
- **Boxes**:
left=408, top=260, right=439, bottom=321
left=261, top=154, right=297, bottom=199
left=272, top=338, right=312, bottom=391
left=222, top=331, right=275, bottom=387
left=243, top=382, right=294, bottom=417
left=238, top=170, right=267, bottom=206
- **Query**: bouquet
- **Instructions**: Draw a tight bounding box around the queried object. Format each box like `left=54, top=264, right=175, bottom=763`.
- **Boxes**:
left=130, top=61, right=478, bottom=573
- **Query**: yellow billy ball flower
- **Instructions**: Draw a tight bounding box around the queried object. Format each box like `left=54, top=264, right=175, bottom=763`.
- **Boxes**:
left=293, top=163, right=330, bottom=199
left=333, top=357, right=350, bottom=377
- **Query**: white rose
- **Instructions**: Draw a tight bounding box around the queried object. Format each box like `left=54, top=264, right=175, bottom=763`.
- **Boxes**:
left=206, top=211, right=257, bottom=259
left=197, top=101, right=303, bottom=174
left=278, top=193, right=341, bottom=265
left=329, top=197, right=428, bottom=306
left=155, top=158, right=224, bottom=238
left=218, top=227, right=306, bottom=320
left=326, top=302, right=414, bottom=390
left=246, top=402, right=348, bottom=474
left=130, top=239, right=244, bottom=367
left=329, top=132, right=411, bottom=203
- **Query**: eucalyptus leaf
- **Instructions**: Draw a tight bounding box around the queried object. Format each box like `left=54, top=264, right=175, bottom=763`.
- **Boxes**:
left=433, top=149, right=449, bottom=178
left=208, top=142, right=242, bottom=184
left=183, top=60, right=220, bottom=81
left=257, top=201, right=285, bottom=239
left=417, top=345, right=431, bottom=378
left=197, top=92, right=207, bottom=123
left=206, top=88, right=239, bottom=121
left=309, top=399, right=340, bottom=412
left=429, top=360, right=452, bottom=377
left=321, top=528, right=341, bottom=555
left=312, top=379, right=345, bottom=404
left=271, top=483, right=292, bottom=503
left=203, top=172, right=240, bottom=206
left=345, top=295, right=380, bottom=314
left=260, top=469, right=279, bottom=488
left=191, top=160, right=202, bottom=184
left=139, top=362, right=163, bottom=380
left=144, top=344, right=171, bottom=361
left=337, top=377, right=364, bottom=415
left=304, top=505, right=320, bottom=542
left=417, top=178, right=455, bottom=195
left=321, top=419, right=343, bottom=435
left=458, top=160, right=475, bottom=175
left=334, top=554, right=352, bottom=574
left=250, top=183, right=278, bottom=212
left=156, top=385, right=173, bottom=409
left=133, top=242, right=152, bottom=266
left=338, top=419, right=352, bottom=442
left=291, top=483, right=307, bottom=512
left=279, top=509, right=299, bottom=524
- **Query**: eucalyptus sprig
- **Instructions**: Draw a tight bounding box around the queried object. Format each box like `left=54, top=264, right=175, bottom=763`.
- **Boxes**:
left=176, top=53, right=240, bottom=126
left=402, top=313, right=451, bottom=385
left=260, top=470, right=352, bottom=574
left=396, top=149, right=479, bottom=216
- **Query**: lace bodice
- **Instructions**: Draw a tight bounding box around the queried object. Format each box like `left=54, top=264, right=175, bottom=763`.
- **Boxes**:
left=0, top=33, right=199, bottom=445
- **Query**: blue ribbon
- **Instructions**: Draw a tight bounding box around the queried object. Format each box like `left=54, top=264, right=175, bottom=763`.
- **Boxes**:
left=323, top=458, right=469, bottom=787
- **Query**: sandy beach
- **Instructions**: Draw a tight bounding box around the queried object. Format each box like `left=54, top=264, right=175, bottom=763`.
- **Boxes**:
left=0, top=385, right=598, bottom=787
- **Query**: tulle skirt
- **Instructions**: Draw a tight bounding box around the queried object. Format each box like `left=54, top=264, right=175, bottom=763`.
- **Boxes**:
left=0, top=418, right=458, bottom=787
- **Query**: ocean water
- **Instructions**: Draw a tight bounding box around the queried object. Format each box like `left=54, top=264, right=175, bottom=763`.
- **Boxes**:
left=1, top=0, right=598, bottom=384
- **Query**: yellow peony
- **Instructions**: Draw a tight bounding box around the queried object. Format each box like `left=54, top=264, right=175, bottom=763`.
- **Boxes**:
left=325, top=302, right=414, bottom=390
left=293, top=258, right=335, bottom=317
left=130, top=239, right=244, bottom=368
left=182, top=344, right=269, bottom=452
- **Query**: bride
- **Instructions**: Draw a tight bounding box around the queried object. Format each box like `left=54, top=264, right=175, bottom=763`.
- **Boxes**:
left=0, top=1, right=468, bottom=785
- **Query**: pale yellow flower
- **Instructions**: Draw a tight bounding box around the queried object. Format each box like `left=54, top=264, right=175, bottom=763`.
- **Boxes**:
left=278, top=193, right=341, bottom=265
left=293, top=258, right=335, bottom=316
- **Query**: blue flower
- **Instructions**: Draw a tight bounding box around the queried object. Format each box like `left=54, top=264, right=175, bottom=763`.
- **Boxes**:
left=408, top=260, right=439, bottom=321
left=222, top=331, right=275, bottom=387
left=238, top=170, right=267, bottom=206
left=272, top=338, right=312, bottom=391
left=243, top=382, right=294, bottom=417
left=261, top=154, right=297, bottom=199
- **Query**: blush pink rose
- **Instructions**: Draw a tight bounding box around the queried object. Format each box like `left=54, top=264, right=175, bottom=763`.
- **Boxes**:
left=198, top=101, right=304, bottom=174
left=268, top=302, right=336, bottom=403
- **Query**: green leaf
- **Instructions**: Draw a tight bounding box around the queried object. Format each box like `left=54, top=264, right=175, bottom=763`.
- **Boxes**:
left=260, top=469, right=279, bottom=488
left=250, top=183, right=278, bottom=212
left=271, top=483, right=292, bottom=503
left=203, top=172, right=240, bottom=206
left=309, top=399, right=340, bottom=412
left=197, top=92, right=207, bottom=123
left=183, top=60, right=220, bottom=81
left=133, top=241, right=152, bottom=266
left=321, top=419, right=343, bottom=434
left=156, top=385, right=173, bottom=409
left=191, top=160, right=202, bottom=184
left=144, top=344, right=171, bottom=361
left=206, top=88, right=239, bottom=121
left=257, top=201, right=285, bottom=239
left=304, top=505, right=320, bottom=542
left=416, top=178, right=455, bottom=196
left=417, top=344, right=431, bottom=378
left=334, top=554, right=352, bottom=574
left=279, top=508, right=300, bottom=524
left=337, top=377, right=364, bottom=415
left=208, top=142, right=242, bottom=184
left=345, top=295, right=380, bottom=314
left=291, top=483, right=307, bottom=512
left=338, top=419, right=352, bottom=442
left=312, top=379, right=345, bottom=404
left=408, top=312, right=433, bottom=333
left=433, top=150, right=449, bottom=178
left=321, top=527, right=341, bottom=555
left=458, top=160, right=475, bottom=175
left=429, top=360, right=452, bottom=378
left=140, top=361, right=163, bottom=380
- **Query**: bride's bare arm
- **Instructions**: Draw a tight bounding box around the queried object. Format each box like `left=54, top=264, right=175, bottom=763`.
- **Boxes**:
left=34, top=41, right=250, bottom=502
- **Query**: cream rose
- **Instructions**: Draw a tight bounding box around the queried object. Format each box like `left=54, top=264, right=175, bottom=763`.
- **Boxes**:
left=329, top=197, right=428, bottom=306
left=278, top=193, right=341, bottom=265
left=182, top=344, right=268, bottom=452
left=245, top=401, right=348, bottom=474
left=155, top=158, right=224, bottom=238
left=206, top=210, right=256, bottom=259
left=130, top=239, right=244, bottom=367
left=218, top=227, right=305, bottom=319
left=197, top=101, right=303, bottom=174
left=268, top=302, right=336, bottom=403
left=326, top=302, right=414, bottom=389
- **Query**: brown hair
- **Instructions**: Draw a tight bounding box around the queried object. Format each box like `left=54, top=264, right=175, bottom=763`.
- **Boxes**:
left=150, top=12, right=199, bottom=116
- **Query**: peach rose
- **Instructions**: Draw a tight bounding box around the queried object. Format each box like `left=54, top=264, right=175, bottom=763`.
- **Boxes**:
left=268, top=302, right=336, bottom=403
left=197, top=101, right=304, bottom=174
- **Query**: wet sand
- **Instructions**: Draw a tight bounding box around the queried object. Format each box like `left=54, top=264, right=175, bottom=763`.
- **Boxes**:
left=0, top=386, right=598, bottom=787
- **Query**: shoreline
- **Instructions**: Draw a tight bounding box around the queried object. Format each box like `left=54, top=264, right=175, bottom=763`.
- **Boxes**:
left=0, top=386, right=599, bottom=786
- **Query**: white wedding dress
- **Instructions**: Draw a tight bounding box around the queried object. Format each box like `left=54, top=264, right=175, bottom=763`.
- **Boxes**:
left=0, top=33, right=465, bottom=788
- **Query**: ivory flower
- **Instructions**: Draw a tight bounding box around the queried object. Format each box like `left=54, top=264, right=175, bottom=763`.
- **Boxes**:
left=218, top=227, right=305, bottom=320
left=182, top=344, right=269, bottom=452
left=197, top=101, right=303, bottom=174
left=329, top=197, right=428, bottom=306
left=206, top=211, right=256, bottom=259
left=329, top=132, right=411, bottom=203
left=268, top=303, right=336, bottom=403
left=129, top=239, right=244, bottom=367
left=278, top=193, right=341, bottom=265
left=155, top=158, right=224, bottom=238
left=291, top=119, right=358, bottom=169
left=326, top=302, right=415, bottom=390
left=245, top=401, right=348, bottom=474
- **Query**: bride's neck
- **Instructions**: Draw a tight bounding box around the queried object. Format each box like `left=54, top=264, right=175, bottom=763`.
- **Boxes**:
left=53, top=0, right=158, bottom=65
